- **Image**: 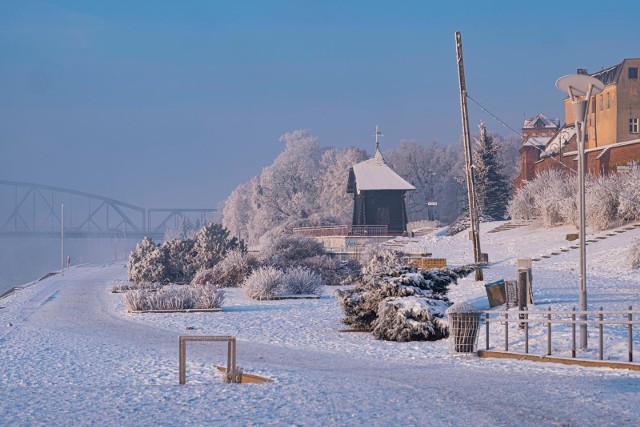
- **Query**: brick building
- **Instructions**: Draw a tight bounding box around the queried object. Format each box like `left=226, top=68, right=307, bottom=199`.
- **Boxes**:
left=514, top=58, right=640, bottom=190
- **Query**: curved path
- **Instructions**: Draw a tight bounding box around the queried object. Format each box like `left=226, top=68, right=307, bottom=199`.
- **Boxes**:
left=1, top=264, right=639, bottom=426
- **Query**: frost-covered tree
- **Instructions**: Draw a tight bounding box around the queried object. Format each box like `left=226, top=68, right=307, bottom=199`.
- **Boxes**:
left=192, top=222, right=245, bottom=270
left=164, top=216, right=195, bottom=241
left=163, top=238, right=197, bottom=282
left=385, top=140, right=465, bottom=223
left=128, top=237, right=168, bottom=283
left=472, top=122, right=511, bottom=220
left=317, top=147, right=369, bottom=223
left=252, top=130, right=322, bottom=236
left=222, top=178, right=258, bottom=244
left=335, top=264, right=474, bottom=340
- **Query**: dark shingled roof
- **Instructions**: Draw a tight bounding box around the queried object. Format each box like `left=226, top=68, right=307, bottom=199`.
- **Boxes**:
left=591, top=62, right=623, bottom=86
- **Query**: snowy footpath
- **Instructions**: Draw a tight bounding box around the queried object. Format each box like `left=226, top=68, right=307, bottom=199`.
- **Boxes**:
left=2, top=223, right=640, bottom=426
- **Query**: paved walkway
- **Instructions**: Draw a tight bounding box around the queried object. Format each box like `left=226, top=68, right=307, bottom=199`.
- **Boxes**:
left=1, top=264, right=639, bottom=426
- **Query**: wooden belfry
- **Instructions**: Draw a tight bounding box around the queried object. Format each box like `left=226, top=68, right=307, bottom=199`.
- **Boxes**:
left=347, top=126, right=415, bottom=234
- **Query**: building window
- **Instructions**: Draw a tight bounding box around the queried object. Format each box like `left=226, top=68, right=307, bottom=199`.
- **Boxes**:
left=599, top=95, right=603, bottom=111
left=630, top=67, right=639, bottom=79
left=606, top=93, right=610, bottom=109
left=535, top=120, right=544, bottom=128
left=631, top=118, right=639, bottom=134
left=591, top=97, right=596, bottom=113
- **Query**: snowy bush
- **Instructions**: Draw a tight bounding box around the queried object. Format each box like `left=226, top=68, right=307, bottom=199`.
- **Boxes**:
left=260, top=234, right=324, bottom=266
left=628, top=239, right=640, bottom=270
left=280, top=267, right=323, bottom=296
left=192, top=284, right=226, bottom=309
left=128, top=237, right=168, bottom=283
left=298, top=255, right=351, bottom=286
left=508, top=181, right=539, bottom=221
left=192, top=222, right=245, bottom=270
left=163, top=238, right=197, bottom=282
left=209, top=249, right=256, bottom=288
left=110, top=281, right=163, bottom=293
left=192, top=250, right=257, bottom=288
left=190, top=268, right=217, bottom=286
left=242, top=266, right=284, bottom=300
left=371, top=296, right=450, bottom=342
left=360, top=246, right=405, bottom=275
left=533, top=170, right=573, bottom=227
left=128, top=223, right=245, bottom=284
left=508, top=169, right=636, bottom=230
left=617, top=168, right=640, bottom=221
left=335, top=265, right=474, bottom=339
left=509, top=169, right=577, bottom=226
left=124, top=284, right=224, bottom=311
left=586, top=176, right=620, bottom=230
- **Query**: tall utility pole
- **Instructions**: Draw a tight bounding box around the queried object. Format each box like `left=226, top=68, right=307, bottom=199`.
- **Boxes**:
left=455, top=31, right=483, bottom=281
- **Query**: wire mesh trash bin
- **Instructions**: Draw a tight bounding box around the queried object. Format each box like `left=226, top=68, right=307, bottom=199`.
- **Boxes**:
left=447, top=303, right=482, bottom=353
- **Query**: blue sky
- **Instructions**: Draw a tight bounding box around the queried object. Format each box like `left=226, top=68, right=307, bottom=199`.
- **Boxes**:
left=1, top=0, right=639, bottom=208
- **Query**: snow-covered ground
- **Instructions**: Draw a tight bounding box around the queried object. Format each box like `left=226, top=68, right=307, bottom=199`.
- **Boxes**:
left=1, top=222, right=640, bottom=426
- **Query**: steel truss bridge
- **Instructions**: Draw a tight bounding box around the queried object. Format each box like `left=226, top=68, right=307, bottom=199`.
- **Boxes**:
left=0, top=180, right=216, bottom=240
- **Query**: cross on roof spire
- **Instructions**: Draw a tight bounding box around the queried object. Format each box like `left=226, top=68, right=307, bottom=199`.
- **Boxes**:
left=374, top=125, right=383, bottom=152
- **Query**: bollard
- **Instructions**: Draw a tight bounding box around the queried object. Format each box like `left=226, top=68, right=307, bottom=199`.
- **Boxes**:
left=629, top=306, right=634, bottom=363
left=599, top=307, right=604, bottom=361
left=547, top=307, right=552, bottom=356
left=571, top=307, right=576, bottom=358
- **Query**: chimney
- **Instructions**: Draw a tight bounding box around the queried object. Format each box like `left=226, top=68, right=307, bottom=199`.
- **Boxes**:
left=577, top=68, right=588, bottom=75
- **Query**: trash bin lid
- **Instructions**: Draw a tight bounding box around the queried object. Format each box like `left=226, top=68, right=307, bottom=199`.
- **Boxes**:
left=446, top=302, right=478, bottom=315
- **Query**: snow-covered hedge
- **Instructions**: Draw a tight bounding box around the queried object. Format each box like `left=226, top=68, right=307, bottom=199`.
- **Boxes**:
left=242, top=266, right=284, bottom=300
left=336, top=265, right=474, bottom=341
left=241, top=265, right=324, bottom=300
left=281, top=267, right=323, bottom=296
left=260, top=234, right=324, bottom=265
left=124, top=284, right=225, bottom=311
left=128, top=223, right=245, bottom=284
left=191, top=250, right=257, bottom=288
left=509, top=168, right=640, bottom=230
left=628, top=238, right=640, bottom=270
left=110, top=281, right=163, bottom=293
left=190, top=268, right=217, bottom=286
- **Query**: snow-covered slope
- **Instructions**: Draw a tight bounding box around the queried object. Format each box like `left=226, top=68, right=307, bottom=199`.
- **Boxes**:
left=1, top=222, right=640, bottom=426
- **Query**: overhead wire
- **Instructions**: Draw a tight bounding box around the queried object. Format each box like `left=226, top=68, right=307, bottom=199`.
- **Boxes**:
left=466, top=93, right=640, bottom=211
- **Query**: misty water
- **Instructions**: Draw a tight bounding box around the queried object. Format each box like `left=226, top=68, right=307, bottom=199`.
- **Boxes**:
left=0, top=237, right=138, bottom=296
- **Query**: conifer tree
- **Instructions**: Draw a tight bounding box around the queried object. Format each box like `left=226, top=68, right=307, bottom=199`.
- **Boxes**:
left=472, top=121, right=511, bottom=220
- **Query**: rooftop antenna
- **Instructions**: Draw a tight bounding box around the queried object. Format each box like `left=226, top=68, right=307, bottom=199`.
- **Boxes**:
left=373, top=125, right=383, bottom=152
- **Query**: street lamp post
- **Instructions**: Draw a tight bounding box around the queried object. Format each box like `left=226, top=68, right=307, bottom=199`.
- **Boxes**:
left=556, top=74, right=604, bottom=349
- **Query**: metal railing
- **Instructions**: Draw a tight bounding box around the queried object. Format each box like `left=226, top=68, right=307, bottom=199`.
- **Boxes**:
left=292, top=225, right=349, bottom=236
left=292, top=224, right=390, bottom=237
left=484, top=307, right=638, bottom=362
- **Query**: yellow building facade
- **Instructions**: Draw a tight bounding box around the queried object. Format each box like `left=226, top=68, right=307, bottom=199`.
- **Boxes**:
left=563, top=59, right=640, bottom=149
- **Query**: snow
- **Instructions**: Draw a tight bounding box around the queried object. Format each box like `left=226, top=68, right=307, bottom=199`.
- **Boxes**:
left=351, top=149, right=416, bottom=191
left=2, top=222, right=640, bottom=425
